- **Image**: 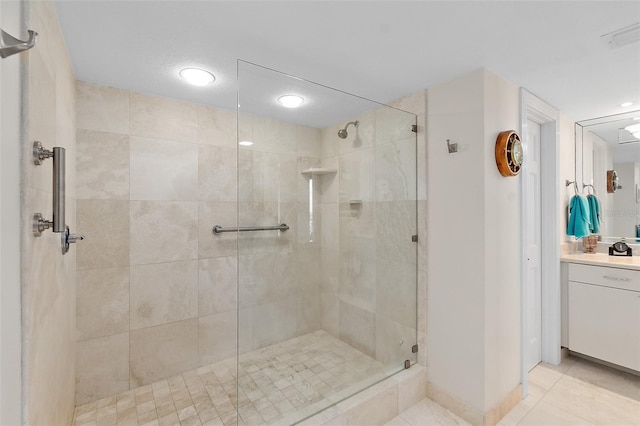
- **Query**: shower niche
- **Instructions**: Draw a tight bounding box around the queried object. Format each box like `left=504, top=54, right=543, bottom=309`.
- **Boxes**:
left=235, top=61, right=418, bottom=425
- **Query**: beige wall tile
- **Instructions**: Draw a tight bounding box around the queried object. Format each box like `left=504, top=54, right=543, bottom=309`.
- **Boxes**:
left=130, top=201, right=198, bottom=265
left=77, top=200, right=130, bottom=270
left=76, top=267, right=130, bottom=341
left=130, top=319, right=199, bottom=387
left=76, top=81, right=130, bottom=134
left=130, top=136, right=198, bottom=201
left=339, top=148, right=375, bottom=202
left=251, top=115, right=297, bottom=154
left=339, top=301, right=375, bottom=358
left=375, top=105, right=416, bottom=147
left=297, top=280, right=321, bottom=335
left=340, top=380, right=398, bottom=426
left=198, top=257, right=237, bottom=316
left=376, top=259, right=417, bottom=328
left=198, top=145, right=237, bottom=202
left=376, top=201, right=417, bottom=266
left=374, top=315, right=416, bottom=368
left=396, top=367, right=427, bottom=412
left=240, top=252, right=297, bottom=306
left=199, top=311, right=237, bottom=366
left=252, top=297, right=298, bottom=349
left=198, top=202, right=237, bottom=259
left=22, top=2, right=78, bottom=423
left=77, top=130, right=129, bottom=200
left=26, top=48, right=56, bottom=194
left=375, top=138, right=417, bottom=202
left=296, top=126, right=322, bottom=158
left=130, top=92, right=198, bottom=143
left=76, top=333, right=130, bottom=405
left=130, top=261, right=198, bottom=329
left=198, top=105, right=236, bottom=147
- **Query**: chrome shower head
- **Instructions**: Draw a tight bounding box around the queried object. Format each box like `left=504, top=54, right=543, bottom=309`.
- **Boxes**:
left=338, top=121, right=359, bottom=139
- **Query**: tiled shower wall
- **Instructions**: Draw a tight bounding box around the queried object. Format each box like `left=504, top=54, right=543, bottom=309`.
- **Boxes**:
left=318, top=94, right=427, bottom=369
left=236, top=112, right=323, bottom=353
left=74, top=81, right=239, bottom=404
left=22, top=0, right=78, bottom=424
left=74, top=82, right=324, bottom=404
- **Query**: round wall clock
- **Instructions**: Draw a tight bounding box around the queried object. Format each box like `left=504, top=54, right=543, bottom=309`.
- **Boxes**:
left=495, top=130, right=523, bottom=177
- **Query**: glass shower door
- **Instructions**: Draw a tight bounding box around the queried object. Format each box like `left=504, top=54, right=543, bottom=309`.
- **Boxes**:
left=236, top=61, right=417, bottom=425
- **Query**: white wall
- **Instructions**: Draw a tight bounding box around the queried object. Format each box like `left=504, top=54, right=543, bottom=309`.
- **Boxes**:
left=0, top=1, right=24, bottom=424
left=559, top=114, right=576, bottom=250
left=482, top=70, right=521, bottom=411
left=427, top=69, right=521, bottom=418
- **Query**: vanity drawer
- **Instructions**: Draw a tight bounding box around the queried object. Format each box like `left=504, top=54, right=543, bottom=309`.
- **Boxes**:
left=568, top=263, right=640, bottom=292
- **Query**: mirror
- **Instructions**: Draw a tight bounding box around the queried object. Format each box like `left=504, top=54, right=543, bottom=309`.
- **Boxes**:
left=576, top=110, right=640, bottom=242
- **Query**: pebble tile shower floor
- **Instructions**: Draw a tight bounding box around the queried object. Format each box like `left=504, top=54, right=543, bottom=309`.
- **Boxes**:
left=72, top=330, right=392, bottom=426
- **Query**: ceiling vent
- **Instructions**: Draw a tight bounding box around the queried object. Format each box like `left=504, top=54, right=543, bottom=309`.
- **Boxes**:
left=602, top=22, right=640, bottom=48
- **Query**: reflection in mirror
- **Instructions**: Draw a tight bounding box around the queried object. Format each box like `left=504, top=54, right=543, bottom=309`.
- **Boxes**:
left=576, top=110, right=640, bottom=241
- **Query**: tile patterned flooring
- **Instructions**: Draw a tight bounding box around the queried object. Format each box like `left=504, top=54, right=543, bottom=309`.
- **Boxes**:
left=384, top=355, right=640, bottom=426
left=73, top=330, right=391, bottom=426
left=75, top=342, right=640, bottom=426
left=499, top=355, right=640, bottom=426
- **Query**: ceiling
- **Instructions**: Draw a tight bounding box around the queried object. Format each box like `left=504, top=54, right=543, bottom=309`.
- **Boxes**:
left=54, top=1, right=640, bottom=128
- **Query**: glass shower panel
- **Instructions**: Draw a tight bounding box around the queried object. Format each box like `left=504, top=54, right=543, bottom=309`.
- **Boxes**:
left=237, top=61, right=417, bottom=425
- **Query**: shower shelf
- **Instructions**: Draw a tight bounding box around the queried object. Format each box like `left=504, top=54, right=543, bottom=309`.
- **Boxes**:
left=301, top=168, right=337, bottom=176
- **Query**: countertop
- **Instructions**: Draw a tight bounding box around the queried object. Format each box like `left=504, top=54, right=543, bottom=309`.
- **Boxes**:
left=561, top=252, right=640, bottom=271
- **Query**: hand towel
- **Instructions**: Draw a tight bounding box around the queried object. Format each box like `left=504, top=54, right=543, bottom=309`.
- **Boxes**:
left=567, top=194, right=591, bottom=239
left=586, top=194, right=600, bottom=234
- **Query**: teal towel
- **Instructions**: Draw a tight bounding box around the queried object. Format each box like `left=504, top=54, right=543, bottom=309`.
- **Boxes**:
left=567, top=195, right=591, bottom=238
left=587, top=194, right=600, bottom=234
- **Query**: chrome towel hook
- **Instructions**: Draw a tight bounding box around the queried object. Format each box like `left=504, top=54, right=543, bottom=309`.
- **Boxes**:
left=0, top=28, right=37, bottom=58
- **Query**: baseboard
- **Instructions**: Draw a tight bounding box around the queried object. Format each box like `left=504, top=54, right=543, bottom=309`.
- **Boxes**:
left=483, top=384, right=522, bottom=426
left=425, top=382, right=484, bottom=425
left=425, top=382, right=522, bottom=426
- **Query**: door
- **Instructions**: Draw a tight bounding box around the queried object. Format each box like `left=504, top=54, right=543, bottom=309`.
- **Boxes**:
left=525, top=119, right=542, bottom=371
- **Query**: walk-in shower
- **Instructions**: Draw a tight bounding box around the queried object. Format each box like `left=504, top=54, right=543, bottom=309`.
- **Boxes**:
left=72, top=61, right=417, bottom=426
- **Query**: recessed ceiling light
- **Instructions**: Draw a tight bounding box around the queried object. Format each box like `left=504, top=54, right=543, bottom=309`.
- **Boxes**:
left=620, top=102, right=633, bottom=107
left=625, top=123, right=640, bottom=133
left=179, top=68, right=215, bottom=86
left=239, top=141, right=253, bottom=146
left=277, top=95, right=305, bottom=108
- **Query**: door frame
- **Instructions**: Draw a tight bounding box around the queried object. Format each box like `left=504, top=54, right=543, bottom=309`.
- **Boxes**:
left=520, top=89, right=561, bottom=397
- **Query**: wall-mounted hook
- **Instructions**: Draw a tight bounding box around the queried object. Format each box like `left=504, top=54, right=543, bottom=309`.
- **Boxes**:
left=0, top=29, right=37, bottom=59
left=447, top=139, right=458, bottom=154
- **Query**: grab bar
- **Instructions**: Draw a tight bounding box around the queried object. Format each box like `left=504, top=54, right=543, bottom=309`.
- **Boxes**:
left=32, top=142, right=65, bottom=233
left=32, top=141, right=84, bottom=254
left=212, top=223, right=289, bottom=234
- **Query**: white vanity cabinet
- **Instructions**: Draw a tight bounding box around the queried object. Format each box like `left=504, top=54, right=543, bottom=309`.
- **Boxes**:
left=568, top=263, right=640, bottom=371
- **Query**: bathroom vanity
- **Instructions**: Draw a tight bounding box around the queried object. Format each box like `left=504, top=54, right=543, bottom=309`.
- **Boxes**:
left=561, top=254, right=640, bottom=372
